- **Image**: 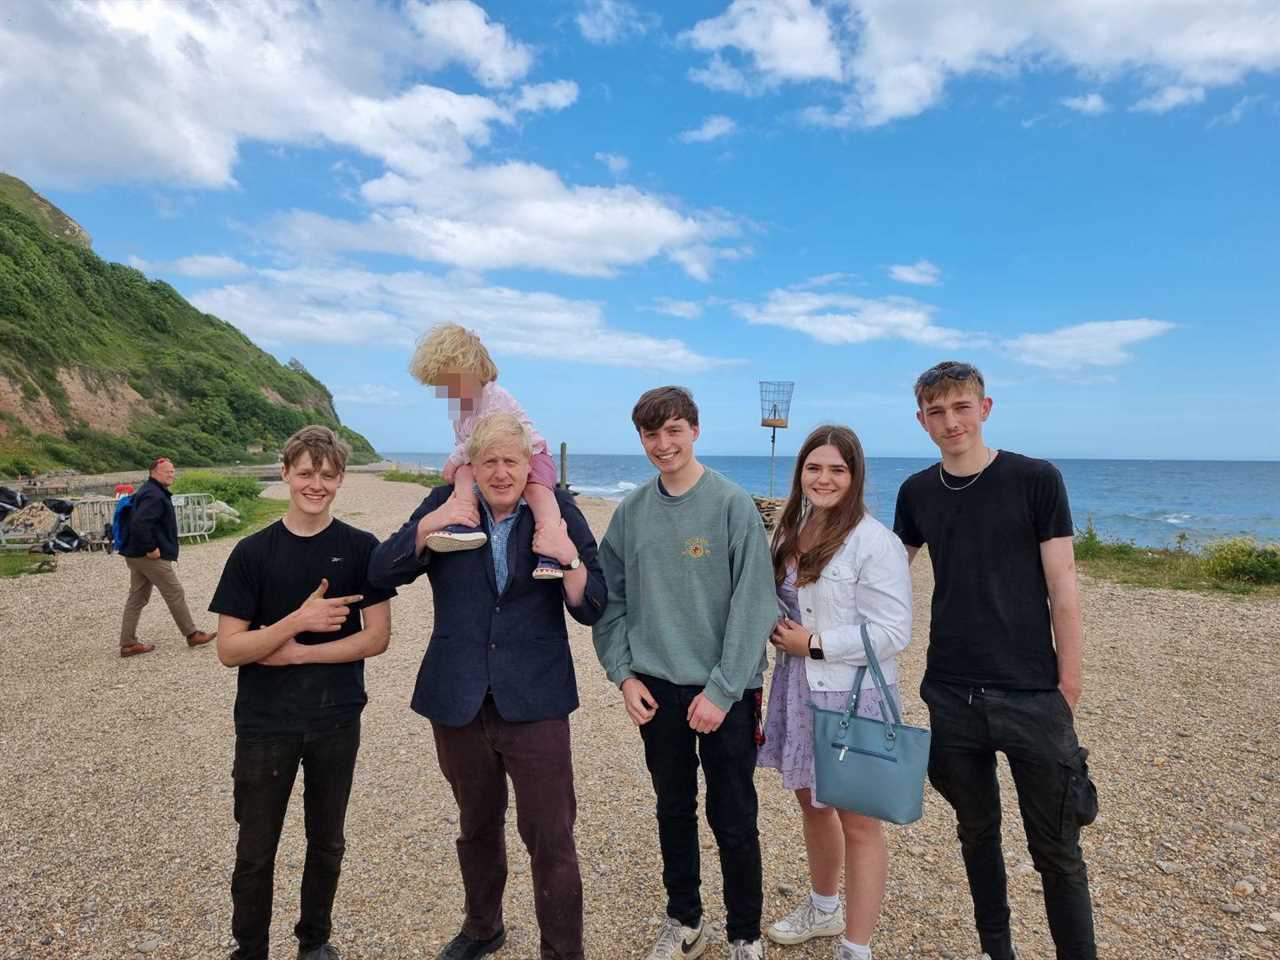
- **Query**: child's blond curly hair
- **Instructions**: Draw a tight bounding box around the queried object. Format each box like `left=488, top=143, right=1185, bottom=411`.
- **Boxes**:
left=409, top=323, right=499, bottom=386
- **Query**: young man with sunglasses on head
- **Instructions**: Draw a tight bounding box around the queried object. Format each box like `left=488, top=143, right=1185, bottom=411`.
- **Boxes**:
left=893, top=362, right=1098, bottom=960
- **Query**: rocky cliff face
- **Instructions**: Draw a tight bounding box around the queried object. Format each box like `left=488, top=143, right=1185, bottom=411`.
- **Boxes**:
left=0, top=176, right=375, bottom=476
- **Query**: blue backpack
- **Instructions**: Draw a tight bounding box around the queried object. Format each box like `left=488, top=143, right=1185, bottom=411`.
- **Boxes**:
left=111, top=495, right=134, bottom=553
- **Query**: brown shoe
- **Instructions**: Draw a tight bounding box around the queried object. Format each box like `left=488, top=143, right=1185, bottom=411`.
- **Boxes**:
left=186, top=630, right=216, bottom=647
left=120, top=642, right=156, bottom=658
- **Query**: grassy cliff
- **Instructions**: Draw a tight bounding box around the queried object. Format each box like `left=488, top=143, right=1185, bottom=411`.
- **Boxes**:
left=0, top=178, right=376, bottom=476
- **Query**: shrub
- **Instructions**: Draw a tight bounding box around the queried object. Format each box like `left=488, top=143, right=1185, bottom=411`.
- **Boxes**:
left=1074, top=517, right=1135, bottom=560
left=383, top=468, right=445, bottom=488
left=171, top=470, right=264, bottom=510
left=1202, top=538, right=1280, bottom=585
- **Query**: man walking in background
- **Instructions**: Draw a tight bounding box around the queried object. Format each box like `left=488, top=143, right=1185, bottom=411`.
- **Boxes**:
left=118, top=456, right=216, bottom=657
left=894, top=361, right=1098, bottom=960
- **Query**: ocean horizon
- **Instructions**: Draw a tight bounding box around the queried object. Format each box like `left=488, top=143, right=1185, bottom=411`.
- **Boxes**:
left=381, top=451, right=1280, bottom=550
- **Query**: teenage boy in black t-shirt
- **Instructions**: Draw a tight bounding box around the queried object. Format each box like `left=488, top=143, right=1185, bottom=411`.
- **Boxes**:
left=893, top=362, right=1097, bottom=960
left=211, top=426, right=395, bottom=960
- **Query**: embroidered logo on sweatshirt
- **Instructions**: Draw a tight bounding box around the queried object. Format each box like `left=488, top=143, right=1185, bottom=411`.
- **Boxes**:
left=682, top=537, right=711, bottom=559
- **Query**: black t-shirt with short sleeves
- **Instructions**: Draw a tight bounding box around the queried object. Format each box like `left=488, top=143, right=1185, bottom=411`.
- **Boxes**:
left=210, top=519, right=396, bottom=736
left=893, top=451, right=1073, bottom=690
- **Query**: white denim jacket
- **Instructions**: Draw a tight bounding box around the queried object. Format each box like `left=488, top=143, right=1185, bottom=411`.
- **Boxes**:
left=792, top=514, right=913, bottom=694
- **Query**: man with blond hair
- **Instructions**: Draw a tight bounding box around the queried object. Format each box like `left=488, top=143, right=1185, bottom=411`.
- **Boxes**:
left=118, top=455, right=216, bottom=657
left=212, top=425, right=395, bottom=960
left=894, top=361, right=1097, bottom=960
left=370, top=412, right=607, bottom=960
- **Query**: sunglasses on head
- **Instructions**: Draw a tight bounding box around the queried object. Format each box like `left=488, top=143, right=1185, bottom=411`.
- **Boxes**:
left=917, top=364, right=980, bottom=388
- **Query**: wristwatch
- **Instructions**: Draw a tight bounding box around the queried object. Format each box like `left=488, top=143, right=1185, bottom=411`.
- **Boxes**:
left=564, top=556, right=581, bottom=570
left=808, top=633, right=825, bottom=660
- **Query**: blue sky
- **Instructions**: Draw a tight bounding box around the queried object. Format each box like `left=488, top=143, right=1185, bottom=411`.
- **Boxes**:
left=2, top=0, right=1278, bottom=460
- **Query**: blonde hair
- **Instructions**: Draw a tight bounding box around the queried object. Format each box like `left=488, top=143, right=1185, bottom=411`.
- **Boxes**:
left=409, top=323, right=499, bottom=385
left=282, top=425, right=350, bottom=473
left=466, top=413, right=532, bottom=463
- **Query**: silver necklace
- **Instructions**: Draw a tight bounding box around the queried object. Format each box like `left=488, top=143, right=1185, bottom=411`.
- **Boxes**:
left=939, top=448, right=994, bottom=491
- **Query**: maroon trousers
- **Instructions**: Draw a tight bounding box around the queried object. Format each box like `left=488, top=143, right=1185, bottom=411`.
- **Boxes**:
left=431, top=698, right=584, bottom=960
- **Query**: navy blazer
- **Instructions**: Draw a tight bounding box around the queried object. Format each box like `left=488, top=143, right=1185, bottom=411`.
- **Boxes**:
left=368, top=485, right=607, bottom=727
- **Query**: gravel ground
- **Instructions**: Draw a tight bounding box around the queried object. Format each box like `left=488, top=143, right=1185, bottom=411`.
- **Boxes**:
left=1, top=474, right=1277, bottom=960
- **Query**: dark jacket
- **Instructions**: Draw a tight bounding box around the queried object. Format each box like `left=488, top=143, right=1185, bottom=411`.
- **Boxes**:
left=369, top=486, right=607, bottom=727
left=122, top=478, right=179, bottom=561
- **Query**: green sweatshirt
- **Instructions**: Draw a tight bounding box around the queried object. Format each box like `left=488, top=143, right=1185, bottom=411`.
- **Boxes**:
left=592, top=468, right=777, bottom=711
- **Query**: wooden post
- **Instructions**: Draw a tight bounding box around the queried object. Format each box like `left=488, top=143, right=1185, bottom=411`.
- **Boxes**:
left=559, top=441, right=569, bottom=490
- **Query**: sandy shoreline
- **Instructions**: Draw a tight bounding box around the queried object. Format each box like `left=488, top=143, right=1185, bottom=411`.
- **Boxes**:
left=0, top=473, right=1276, bottom=959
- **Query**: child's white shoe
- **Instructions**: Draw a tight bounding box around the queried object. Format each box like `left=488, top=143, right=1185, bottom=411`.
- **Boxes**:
left=425, top=525, right=487, bottom=552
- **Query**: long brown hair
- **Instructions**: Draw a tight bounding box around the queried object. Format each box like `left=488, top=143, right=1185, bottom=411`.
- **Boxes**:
left=772, top=425, right=868, bottom=587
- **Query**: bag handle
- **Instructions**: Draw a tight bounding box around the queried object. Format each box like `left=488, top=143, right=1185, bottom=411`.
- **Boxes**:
left=844, top=624, right=902, bottom=727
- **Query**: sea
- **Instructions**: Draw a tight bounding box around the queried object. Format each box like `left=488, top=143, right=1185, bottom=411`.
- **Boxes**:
left=381, top=452, right=1280, bottom=550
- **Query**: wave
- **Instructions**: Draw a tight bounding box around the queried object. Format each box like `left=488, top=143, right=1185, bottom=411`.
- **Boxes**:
left=572, top=480, right=638, bottom=500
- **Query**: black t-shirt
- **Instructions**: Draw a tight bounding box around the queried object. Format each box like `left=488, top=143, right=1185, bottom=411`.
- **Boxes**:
left=893, top=451, right=1073, bottom=690
left=210, top=519, right=396, bottom=736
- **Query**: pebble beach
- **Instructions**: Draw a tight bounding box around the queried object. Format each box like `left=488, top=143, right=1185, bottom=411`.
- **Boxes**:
left=1, top=474, right=1277, bottom=960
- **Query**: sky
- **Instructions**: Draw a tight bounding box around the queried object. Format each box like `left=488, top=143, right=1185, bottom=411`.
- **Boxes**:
left=1, top=0, right=1278, bottom=460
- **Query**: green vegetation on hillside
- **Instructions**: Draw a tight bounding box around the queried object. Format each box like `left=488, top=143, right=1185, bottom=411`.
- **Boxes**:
left=0, top=174, right=91, bottom=249
left=170, top=470, right=287, bottom=541
left=1074, top=519, right=1280, bottom=596
left=0, top=189, right=376, bottom=476
left=383, top=467, right=446, bottom=488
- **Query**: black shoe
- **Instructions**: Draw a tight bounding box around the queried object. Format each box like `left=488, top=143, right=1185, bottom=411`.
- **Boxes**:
left=436, top=928, right=506, bottom=960
left=297, top=945, right=341, bottom=960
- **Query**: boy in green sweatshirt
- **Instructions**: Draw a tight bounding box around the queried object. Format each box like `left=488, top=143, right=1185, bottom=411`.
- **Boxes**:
left=593, top=386, right=777, bottom=960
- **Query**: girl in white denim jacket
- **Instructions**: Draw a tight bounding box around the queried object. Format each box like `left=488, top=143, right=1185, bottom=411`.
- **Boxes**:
left=758, top=425, right=912, bottom=960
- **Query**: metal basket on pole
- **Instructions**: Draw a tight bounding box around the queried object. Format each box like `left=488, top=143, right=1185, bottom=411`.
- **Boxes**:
left=759, top=381, right=794, bottom=497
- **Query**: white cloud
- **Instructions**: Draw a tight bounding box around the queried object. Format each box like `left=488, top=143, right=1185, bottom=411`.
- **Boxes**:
left=406, top=0, right=533, bottom=88
left=1131, top=84, right=1206, bottom=114
left=685, top=1, right=1280, bottom=127
left=1209, top=94, right=1266, bottom=126
left=272, top=165, right=741, bottom=280
left=190, top=267, right=734, bottom=372
left=0, top=2, right=743, bottom=280
left=888, top=259, right=941, bottom=286
left=334, top=384, right=408, bottom=406
left=678, top=115, right=738, bottom=143
left=1003, top=319, right=1174, bottom=369
left=652, top=298, right=703, bottom=319
left=594, top=152, right=630, bottom=176
left=0, top=0, right=538, bottom=188
left=576, top=0, right=657, bottom=45
left=733, top=279, right=969, bottom=347
left=683, top=0, right=844, bottom=90
left=129, top=254, right=251, bottom=278
left=509, top=80, right=579, bottom=114
left=1061, top=92, right=1108, bottom=115
left=688, top=54, right=765, bottom=96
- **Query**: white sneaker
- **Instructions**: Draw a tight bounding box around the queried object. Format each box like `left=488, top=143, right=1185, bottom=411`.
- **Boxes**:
left=834, top=944, right=869, bottom=960
left=645, top=917, right=706, bottom=960
left=766, top=898, right=845, bottom=945
left=728, top=940, right=765, bottom=960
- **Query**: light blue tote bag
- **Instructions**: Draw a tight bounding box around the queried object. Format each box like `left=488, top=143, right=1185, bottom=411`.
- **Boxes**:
left=810, top=625, right=931, bottom=824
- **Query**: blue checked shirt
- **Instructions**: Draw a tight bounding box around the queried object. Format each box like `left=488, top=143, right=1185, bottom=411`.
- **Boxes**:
left=479, top=494, right=527, bottom=592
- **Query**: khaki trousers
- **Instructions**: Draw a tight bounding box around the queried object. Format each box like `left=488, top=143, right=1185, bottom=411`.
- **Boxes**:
left=120, top=556, right=197, bottom=647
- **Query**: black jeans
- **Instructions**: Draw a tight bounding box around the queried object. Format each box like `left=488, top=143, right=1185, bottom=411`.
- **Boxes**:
left=921, top=678, right=1097, bottom=960
left=230, top=721, right=361, bottom=960
left=636, top=675, right=762, bottom=943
